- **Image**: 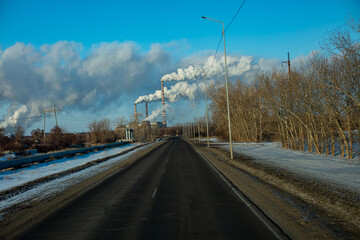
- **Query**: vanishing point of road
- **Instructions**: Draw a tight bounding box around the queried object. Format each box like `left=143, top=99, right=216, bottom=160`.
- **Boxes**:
left=15, top=137, right=287, bottom=240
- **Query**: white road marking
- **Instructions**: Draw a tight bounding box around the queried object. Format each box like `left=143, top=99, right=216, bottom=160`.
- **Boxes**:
left=163, top=168, right=166, bottom=174
left=152, top=187, right=157, bottom=198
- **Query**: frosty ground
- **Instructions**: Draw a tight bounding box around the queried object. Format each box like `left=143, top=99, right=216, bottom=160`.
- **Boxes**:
left=0, top=142, right=155, bottom=219
left=195, top=140, right=360, bottom=239
left=1, top=138, right=358, bottom=213
left=1, top=137, right=359, bottom=238
left=215, top=142, right=360, bottom=195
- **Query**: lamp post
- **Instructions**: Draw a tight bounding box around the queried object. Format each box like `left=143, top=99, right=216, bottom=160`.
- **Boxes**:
left=202, top=16, right=234, bottom=159
left=205, top=80, right=210, bottom=147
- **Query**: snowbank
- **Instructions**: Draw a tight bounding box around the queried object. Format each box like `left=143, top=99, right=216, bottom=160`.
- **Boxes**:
left=197, top=138, right=220, bottom=142
left=0, top=143, right=154, bottom=218
left=217, top=142, right=360, bottom=194
left=0, top=143, right=140, bottom=192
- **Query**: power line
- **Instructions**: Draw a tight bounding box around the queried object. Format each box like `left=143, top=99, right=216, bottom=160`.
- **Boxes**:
left=204, top=34, right=223, bottom=77
left=203, top=0, right=247, bottom=77
left=224, top=0, right=247, bottom=33
left=283, top=22, right=348, bottom=59
left=0, top=115, right=44, bottom=122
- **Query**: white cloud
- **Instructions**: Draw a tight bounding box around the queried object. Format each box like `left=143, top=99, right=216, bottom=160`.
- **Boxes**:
left=0, top=41, right=171, bottom=129
left=160, top=55, right=276, bottom=82
left=0, top=40, right=282, bottom=131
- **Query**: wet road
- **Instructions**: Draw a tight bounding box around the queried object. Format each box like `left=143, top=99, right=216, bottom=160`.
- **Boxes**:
left=15, top=137, right=285, bottom=240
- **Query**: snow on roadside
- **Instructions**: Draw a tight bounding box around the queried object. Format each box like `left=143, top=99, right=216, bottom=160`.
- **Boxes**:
left=216, top=142, right=360, bottom=194
left=197, top=138, right=219, bottom=142
left=0, top=143, right=155, bottom=218
left=0, top=153, right=16, bottom=162
left=0, top=143, right=140, bottom=192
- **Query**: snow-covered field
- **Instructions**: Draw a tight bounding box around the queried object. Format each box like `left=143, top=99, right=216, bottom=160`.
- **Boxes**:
left=0, top=153, right=16, bottom=161
left=216, top=142, right=360, bottom=194
left=0, top=142, right=154, bottom=219
left=0, top=143, right=141, bottom=192
left=197, top=137, right=219, bottom=142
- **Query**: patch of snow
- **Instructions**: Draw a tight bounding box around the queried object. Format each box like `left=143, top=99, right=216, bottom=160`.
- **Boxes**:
left=302, top=135, right=360, bottom=159
left=197, top=138, right=220, bottom=142
left=217, top=142, right=360, bottom=194
left=0, top=153, right=16, bottom=162
left=0, top=143, right=140, bottom=192
left=0, top=143, right=154, bottom=217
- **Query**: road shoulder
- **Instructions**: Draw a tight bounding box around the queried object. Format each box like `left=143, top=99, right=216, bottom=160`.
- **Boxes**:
left=189, top=140, right=360, bottom=240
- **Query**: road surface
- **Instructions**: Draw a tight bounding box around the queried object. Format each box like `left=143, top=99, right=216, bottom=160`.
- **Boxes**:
left=15, top=137, right=286, bottom=240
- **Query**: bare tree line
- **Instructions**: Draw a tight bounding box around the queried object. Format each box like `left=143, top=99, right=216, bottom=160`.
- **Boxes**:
left=209, top=18, right=359, bottom=159
left=88, top=119, right=117, bottom=144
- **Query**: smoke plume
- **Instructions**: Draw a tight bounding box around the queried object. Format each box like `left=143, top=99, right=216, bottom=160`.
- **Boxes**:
left=0, top=41, right=171, bottom=130
left=134, top=80, right=214, bottom=105
left=1, top=40, right=279, bottom=131
left=161, top=55, right=254, bottom=82
left=144, top=104, right=171, bottom=122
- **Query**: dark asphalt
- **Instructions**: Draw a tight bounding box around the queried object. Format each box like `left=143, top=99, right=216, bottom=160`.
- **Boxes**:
left=15, top=137, right=285, bottom=240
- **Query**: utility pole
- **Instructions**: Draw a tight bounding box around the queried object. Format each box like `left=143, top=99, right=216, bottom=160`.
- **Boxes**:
left=192, top=101, right=195, bottom=141
left=205, top=83, right=210, bottom=147
left=53, top=105, right=61, bottom=127
left=282, top=52, right=292, bottom=111
left=40, top=106, right=61, bottom=139
left=42, top=107, right=46, bottom=139
left=202, top=16, right=234, bottom=159
left=196, top=96, right=200, bottom=141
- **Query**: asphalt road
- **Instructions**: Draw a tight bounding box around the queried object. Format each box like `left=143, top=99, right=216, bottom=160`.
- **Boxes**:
left=15, top=137, right=286, bottom=240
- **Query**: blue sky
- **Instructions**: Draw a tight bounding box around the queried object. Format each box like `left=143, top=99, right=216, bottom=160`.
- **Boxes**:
left=1, top=0, right=358, bottom=57
left=0, top=0, right=359, bottom=133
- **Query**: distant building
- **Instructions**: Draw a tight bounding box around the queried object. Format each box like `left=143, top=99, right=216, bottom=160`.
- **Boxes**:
left=125, top=129, right=134, bottom=141
left=150, top=121, right=165, bottom=129
left=116, top=121, right=166, bottom=142
left=115, top=124, right=134, bottom=141
left=115, top=125, right=127, bottom=139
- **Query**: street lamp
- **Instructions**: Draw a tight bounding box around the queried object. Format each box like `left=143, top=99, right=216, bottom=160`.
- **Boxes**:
left=202, top=16, right=234, bottom=159
left=204, top=78, right=210, bottom=148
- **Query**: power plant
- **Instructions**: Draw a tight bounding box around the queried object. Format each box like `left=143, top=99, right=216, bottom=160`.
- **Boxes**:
left=133, top=81, right=167, bottom=127
left=132, top=100, right=165, bottom=129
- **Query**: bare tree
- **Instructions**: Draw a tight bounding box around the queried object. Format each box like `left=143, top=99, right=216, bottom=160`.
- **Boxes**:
left=88, top=119, right=115, bottom=144
left=14, top=125, right=25, bottom=142
left=31, top=128, right=44, bottom=141
left=47, top=125, right=65, bottom=148
left=207, top=18, right=359, bottom=159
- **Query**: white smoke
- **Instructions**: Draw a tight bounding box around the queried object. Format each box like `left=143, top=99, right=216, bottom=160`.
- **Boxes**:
left=145, top=104, right=171, bottom=122
left=161, top=65, right=205, bottom=82
left=160, top=55, right=254, bottom=82
left=145, top=108, right=162, bottom=121
left=134, top=89, right=162, bottom=104
left=0, top=105, right=27, bottom=128
left=165, top=81, right=198, bottom=103
left=134, top=80, right=214, bottom=105
left=0, top=41, right=171, bottom=130
left=0, top=41, right=279, bottom=131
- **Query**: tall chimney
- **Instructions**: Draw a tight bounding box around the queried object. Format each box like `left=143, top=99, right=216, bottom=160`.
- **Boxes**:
left=161, top=80, right=166, bottom=126
left=134, top=103, right=138, bottom=122
left=145, top=102, right=148, bottom=118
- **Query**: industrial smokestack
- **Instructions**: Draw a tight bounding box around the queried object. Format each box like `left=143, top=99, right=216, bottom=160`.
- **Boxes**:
left=161, top=80, right=166, bottom=126
left=145, top=102, right=148, bottom=118
left=134, top=103, right=138, bottom=122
